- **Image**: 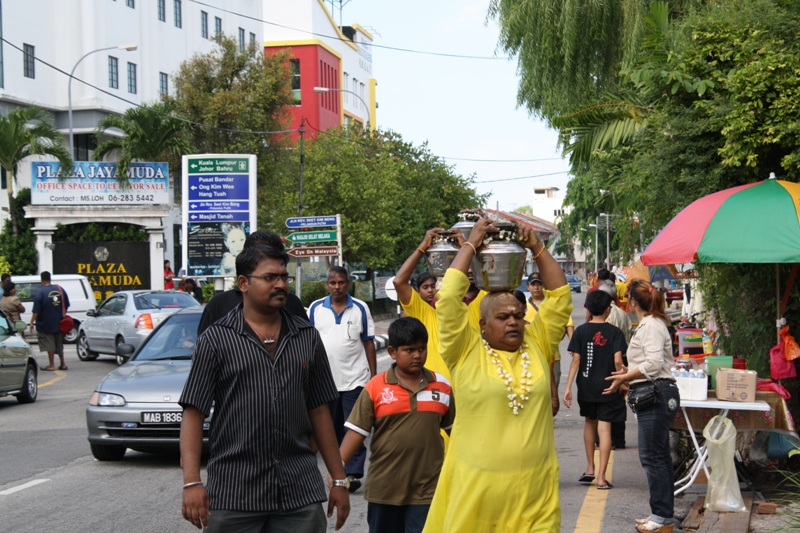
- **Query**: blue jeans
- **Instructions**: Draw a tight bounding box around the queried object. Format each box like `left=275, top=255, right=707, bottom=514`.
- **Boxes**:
left=635, top=379, right=680, bottom=524
left=329, top=387, right=366, bottom=478
left=367, top=502, right=430, bottom=533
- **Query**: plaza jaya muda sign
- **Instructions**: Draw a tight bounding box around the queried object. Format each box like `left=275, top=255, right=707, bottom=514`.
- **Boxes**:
left=31, top=162, right=169, bottom=205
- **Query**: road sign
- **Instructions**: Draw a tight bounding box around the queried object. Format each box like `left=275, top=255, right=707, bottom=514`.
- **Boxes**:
left=187, top=157, right=250, bottom=174
left=189, top=201, right=250, bottom=212
left=188, top=211, right=250, bottom=222
left=285, top=216, right=338, bottom=228
left=286, top=230, right=337, bottom=243
left=287, top=246, right=339, bottom=257
left=187, top=174, right=250, bottom=201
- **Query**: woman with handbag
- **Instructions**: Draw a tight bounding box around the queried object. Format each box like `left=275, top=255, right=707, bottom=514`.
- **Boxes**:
left=604, top=280, right=680, bottom=533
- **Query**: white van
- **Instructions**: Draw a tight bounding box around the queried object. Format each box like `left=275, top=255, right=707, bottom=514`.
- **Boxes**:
left=14, top=274, right=96, bottom=343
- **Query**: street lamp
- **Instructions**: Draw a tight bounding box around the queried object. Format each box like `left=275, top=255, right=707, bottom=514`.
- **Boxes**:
left=313, top=86, right=373, bottom=131
left=587, top=223, right=598, bottom=271
left=599, top=212, right=622, bottom=269
left=69, top=44, right=137, bottom=159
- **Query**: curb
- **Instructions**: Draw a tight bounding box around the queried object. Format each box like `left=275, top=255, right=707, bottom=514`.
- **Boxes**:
left=374, top=334, right=389, bottom=351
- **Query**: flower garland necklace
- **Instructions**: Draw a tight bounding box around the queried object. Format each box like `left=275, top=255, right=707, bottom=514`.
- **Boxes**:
left=482, top=338, right=532, bottom=415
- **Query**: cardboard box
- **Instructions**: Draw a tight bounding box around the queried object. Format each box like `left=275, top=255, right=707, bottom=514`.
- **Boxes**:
left=715, top=367, right=757, bottom=402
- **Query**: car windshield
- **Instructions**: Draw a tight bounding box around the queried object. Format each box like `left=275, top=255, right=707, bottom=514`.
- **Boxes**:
left=135, top=292, right=199, bottom=310
left=134, top=312, right=200, bottom=362
left=567, top=275, right=579, bottom=282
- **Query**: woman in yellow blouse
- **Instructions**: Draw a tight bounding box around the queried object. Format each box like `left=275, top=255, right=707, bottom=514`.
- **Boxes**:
left=423, top=218, right=572, bottom=533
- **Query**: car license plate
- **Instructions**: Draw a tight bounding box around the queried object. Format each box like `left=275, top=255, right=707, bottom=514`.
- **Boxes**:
left=141, top=412, right=182, bottom=424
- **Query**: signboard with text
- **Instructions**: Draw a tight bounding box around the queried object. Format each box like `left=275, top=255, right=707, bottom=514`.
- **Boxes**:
left=182, top=155, right=257, bottom=277
left=31, top=162, right=169, bottom=205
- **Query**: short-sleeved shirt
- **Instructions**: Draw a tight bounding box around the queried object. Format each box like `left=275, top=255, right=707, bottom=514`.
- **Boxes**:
left=568, top=322, right=627, bottom=402
left=400, top=290, right=448, bottom=379
left=198, top=288, right=308, bottom=335
left=32, top=285, right=69, bottom=334
left=1, top=295, right=22, bottom=322
left=309, top=294, right=375, bottom=391
left=345, top=366, right=455, bottom=505
left=179, top=305, right=339, bottom=512
left=526, top=299, right=574, bottom=362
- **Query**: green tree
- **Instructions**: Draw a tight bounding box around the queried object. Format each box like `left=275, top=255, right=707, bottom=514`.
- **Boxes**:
left=93, top=101, right=191, bottom=186
left=0, top=107, right=73, bottom=235
left=0, top=189, right=37, bottom=274
left=168, top=35, right=295, bottom=225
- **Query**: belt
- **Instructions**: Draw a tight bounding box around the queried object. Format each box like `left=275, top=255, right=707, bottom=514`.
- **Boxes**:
left=629, top=378, right=674, bottom=390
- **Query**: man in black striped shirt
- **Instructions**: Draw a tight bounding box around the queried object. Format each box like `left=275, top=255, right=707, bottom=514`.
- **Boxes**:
left=180, top=245, right=350, bottom=532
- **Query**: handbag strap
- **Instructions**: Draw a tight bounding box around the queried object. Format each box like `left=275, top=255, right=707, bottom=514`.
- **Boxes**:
left=57, top=285, right=66, bottom=318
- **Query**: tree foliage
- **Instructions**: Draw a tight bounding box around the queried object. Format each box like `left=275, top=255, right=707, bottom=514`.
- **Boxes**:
left=0, top=189, right=37, bottom=274
left=300, top=127, right=486, bottom=269
left=93, top=101, right=191, bottom=186
left=53, top=222, right=148, bottom=242
left=167, top=35, right=295, bottom=220
left=0, top=107, right=73, bottom=235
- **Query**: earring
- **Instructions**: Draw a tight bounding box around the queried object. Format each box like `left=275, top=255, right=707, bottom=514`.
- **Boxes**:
left=481, top=330, right=485, bottom=335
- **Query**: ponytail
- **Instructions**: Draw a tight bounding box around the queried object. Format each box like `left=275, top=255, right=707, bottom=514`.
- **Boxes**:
left=628, top=280, right=667, bottom=321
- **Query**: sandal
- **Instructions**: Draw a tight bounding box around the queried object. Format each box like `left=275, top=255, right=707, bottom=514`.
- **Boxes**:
left=636, top=520, right=673, bottom=533
left=40, top=366, right=56, bottom=371
left=59, top=366, right=68, bottom=370
left=597, top=483, right=613, bottom=490
left=578, top=473, right=595, bottom=483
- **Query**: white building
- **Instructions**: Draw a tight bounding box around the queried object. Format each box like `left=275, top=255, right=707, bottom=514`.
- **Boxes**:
left=529, top=186, right=589, bottom=277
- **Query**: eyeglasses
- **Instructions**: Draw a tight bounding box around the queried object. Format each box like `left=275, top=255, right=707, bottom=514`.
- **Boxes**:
left=246, top=274, right=295, bottom=284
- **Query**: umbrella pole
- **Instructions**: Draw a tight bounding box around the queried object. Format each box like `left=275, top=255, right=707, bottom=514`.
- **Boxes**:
left=777, top=264, right=781, bottom=345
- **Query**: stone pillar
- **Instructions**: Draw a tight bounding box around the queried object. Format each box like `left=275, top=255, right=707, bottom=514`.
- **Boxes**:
left=33, top=229, right=55, bottom=274
left=147, top=228, right=166, bottom=290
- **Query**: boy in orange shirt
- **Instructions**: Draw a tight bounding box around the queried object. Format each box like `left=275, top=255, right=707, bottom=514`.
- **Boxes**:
left=339, top=317, right=454, bottom=533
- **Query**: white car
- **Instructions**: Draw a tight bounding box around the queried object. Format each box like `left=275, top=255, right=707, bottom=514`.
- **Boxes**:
left=77, top=290, right=200, bottom=365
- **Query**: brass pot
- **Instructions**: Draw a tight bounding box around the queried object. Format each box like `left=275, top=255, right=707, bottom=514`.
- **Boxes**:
left=470, top=224, right=527, bottom=291
left=450, top=209, right=482, bottom=241
left=425, top=230, right=460, bottom=277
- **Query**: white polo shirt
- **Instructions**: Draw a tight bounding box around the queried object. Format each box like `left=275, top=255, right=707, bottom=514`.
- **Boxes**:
left=309, top=294, right=375, bottom=392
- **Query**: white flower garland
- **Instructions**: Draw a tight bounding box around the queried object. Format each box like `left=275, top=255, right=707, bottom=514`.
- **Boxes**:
left=482, top=339, right=532, bottom=415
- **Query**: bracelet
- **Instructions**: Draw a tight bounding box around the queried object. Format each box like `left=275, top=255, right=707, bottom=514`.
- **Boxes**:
left=533, top=243, right=546, bottom=260
left=183, top=481, right=204, bottom=490
left=464, top=241, right=477, bottom=255
left=418, top=248, right=426, bottom=255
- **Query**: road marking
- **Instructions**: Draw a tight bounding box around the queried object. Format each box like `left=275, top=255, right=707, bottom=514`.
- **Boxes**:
left=39, top=369, right=67, bottom=388
left=0, top=479, right=50, bottom=495
left=571, top=450, right=614, bottom=533
left=377, top=353, right=392, bottom=363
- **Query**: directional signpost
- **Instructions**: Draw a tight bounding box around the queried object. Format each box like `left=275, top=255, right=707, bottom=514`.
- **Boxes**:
left=182, top=155, right=257, bottom=282
left=287, top=246, right=339, bottom=258
left=286, top=230, right=337, bottom=244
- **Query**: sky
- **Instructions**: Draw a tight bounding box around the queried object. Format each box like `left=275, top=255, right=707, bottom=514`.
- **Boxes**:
left=341, top=0, right=572, bottom=213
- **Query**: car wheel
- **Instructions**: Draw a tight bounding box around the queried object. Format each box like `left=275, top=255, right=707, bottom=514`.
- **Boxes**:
left=115, top=336, right=126, bottom=366
left=77, top=333, right=99, bottom=361
left=16, top=364, right=38, bottom=404
left=90, top=443, right=126, bottom=461
left=63, top=324, right=80, bottom=344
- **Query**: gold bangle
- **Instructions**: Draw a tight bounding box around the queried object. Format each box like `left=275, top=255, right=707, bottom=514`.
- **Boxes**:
left=418, top=248, right=426, bottom=255
left=533, top=243, right=546, bottom=260
left=464, top=241, right=477, bottom=255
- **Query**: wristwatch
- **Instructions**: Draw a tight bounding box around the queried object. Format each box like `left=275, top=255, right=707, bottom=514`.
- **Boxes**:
left=331, top=478, right=350, bottom=490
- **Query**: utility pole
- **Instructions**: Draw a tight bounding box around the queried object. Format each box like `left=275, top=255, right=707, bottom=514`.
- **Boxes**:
left=296, top=118, right=306, bottom=298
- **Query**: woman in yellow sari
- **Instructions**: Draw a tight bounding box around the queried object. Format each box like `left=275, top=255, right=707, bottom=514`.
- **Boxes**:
left=423, top=218, right=572, bottom=533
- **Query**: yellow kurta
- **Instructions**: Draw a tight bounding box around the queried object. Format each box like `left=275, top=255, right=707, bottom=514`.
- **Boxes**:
left=423, top=269, right=572, bottom=533
left=525, top=300, right=574, bottom=363
left=400, top=289, right=450, bottom=379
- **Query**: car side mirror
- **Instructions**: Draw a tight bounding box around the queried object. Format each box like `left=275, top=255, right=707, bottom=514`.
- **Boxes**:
left=14, top=320, right=26, bottom=332
left=116, top=343, right=136, bottom=361
left=86, top=309, right=96, bottom=317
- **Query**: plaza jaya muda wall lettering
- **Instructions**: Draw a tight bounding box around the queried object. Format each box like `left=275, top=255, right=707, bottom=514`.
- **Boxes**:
left=54, top=242, right=151, bottom=302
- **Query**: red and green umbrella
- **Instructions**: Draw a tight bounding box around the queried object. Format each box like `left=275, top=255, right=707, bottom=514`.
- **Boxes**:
left=642, top=177, right=800, bottom=265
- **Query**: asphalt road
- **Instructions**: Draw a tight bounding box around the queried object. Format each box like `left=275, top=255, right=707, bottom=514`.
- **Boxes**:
left=0, top=292, right=700, bottom=532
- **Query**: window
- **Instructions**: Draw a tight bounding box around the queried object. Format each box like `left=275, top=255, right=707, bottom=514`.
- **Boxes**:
left=1, top=168, right=7, bottom=190
left=108, top=56, right=119, bottom=88
left=159, top=72, right=168, bottom=98
left=173, top=0, right=181, bottom=28
left=290, top=59, right=300, bottom=104
left=238, top=28, right=245, bottom=51
left=343, top=72, right=349, bottom=103
left=214, top=17, right=222, bottom=40
left=201, top=11, right=208, bottom=38
left=127, top=62, right=137, bottom=94
left=249, top=32, right=256, bottom=55
left=157, top=0, right=165, bottom=21
left=73, top=133, right=97, bottom=161
left=23, top=43, right=34, bottom=79
left=126, top=0, right=134, bottom=7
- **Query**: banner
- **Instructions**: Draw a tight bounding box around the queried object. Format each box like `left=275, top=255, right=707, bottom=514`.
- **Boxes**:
left=31, top=162, right=169, bottom=206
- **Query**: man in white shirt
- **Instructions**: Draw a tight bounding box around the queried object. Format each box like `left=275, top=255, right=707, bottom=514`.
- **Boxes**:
left=309, top=266, right=377, bottom=492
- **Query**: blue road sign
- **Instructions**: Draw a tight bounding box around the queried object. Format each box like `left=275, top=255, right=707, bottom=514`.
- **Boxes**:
left=188, top=211, right=250, bottom=222
left=285, top=215, right=338, bottom=228
left=188, top=201, right=250, bottom=212
left=188, top=174, right=249, bottom=201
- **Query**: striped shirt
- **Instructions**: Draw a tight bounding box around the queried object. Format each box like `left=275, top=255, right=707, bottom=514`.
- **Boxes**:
left=179, top=304, right=339, bottom=512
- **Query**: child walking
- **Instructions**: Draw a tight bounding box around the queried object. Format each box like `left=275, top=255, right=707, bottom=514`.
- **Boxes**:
left=564, top=291, right=627, bottom=489
left=339, top=317, right=455, bottom=533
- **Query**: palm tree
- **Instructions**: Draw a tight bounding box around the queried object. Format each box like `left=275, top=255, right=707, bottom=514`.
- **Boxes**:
left=0, top=107, right=73, bottom=236
left=93, top=102, right=191, bottom=186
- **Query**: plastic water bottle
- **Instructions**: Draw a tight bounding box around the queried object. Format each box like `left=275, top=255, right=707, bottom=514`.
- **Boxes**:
left=695, top=369, right=706, bottom=380
left=702, top=329, right=714, bottom=355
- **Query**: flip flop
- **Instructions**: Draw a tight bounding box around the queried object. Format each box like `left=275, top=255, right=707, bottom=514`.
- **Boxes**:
left=578, top=473, right=595, bottom=483
left=597, top=483, right=613, bottom=490
left=58, top=366, right=68, bottom=370
left=40, top=366, right=56, bottom=371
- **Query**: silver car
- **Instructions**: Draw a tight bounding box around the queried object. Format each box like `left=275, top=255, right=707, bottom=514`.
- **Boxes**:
left=85, top=307, right=210, bottom=461
left=0, top=310, right=38, bottom=405
left=77, top=290, right=200, bottom=365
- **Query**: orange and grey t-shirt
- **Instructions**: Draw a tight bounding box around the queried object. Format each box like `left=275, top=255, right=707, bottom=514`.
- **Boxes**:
left=345, top=366, right=455, bottom=505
